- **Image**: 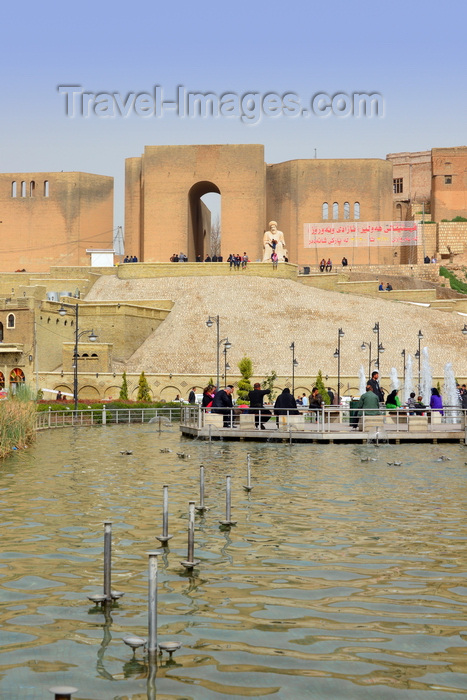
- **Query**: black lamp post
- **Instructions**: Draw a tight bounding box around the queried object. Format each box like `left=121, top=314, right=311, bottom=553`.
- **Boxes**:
left=401, top=349, right=406, bottom=385
left=206, top=315, right=231, bottom=390
left=333, top=327, right=344, bottom=404
left=223, top=342, right=231, bottom=386
left=361, top=340, right=372, bottom=377
left=372, top=322, right=385, bottom=370
left=290, top=342, right=298, bottom=396
left=58, top=303, right=98, bottom=411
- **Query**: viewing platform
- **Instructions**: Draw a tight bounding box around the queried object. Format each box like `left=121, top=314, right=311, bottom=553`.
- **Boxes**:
left=180, top=406, right=467, bottom=444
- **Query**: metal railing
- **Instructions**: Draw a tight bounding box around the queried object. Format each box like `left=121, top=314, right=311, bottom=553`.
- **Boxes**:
left=35, top=406, right=181, bottom=430
left=180, top=405, right=467, bottom=434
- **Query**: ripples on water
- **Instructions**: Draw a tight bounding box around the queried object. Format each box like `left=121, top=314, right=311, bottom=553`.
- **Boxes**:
left=0, top=425, right=466, bottom=699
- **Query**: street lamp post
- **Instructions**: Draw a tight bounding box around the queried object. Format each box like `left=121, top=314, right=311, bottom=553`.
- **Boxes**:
left=372, top=322, right=385, bottom=370
left=223, top=342, right=231, bottom=386
left=333, top=327, right=344, bottom=404
left=206, top=315, right=231, bottom=390
left=290, top=342, right=298, bottom=396
left=361, top=341, right=372, bottom=377
left=401, top=349, right=406, bottom=385
left=59, top=303, right=98, bottom=411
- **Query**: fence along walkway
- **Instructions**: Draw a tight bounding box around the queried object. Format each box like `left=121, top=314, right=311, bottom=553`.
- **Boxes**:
left=179, top=405, right=467, bottom=443
left=35, top=407, right=180, bottom=430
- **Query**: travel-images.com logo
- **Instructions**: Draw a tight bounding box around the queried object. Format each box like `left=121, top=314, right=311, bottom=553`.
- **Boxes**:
left=58, top=85, right=384, bottom=124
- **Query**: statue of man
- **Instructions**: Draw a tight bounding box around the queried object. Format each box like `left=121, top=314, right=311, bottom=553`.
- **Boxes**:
left=262, top=221, right=287, bottom=262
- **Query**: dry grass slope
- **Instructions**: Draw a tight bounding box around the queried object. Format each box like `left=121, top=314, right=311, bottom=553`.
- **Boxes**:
left=86, top=275, right=467, bottom=378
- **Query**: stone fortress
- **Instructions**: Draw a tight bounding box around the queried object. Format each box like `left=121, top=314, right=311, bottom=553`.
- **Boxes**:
left=0, top=144, right=466, bottom=400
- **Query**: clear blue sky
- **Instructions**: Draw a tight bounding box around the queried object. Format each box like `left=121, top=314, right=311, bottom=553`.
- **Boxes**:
left=2, top=0, right=466, bottom=231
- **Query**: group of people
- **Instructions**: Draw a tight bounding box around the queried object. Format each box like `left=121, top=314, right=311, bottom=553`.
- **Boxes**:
left=202, top=254, right=224, bottom=262
left=123, top=255, right=138, bottom=262
left=378, top=282, right=393, bottom=291
left=319, top=258, right=333, bottom=272
left=170, top=252, right=188, bottom=262
left=199, top=383, right=333, bottom=429
left=227, top=253, right=249, bottom=269
left=351, top=370, right=454, bottom=425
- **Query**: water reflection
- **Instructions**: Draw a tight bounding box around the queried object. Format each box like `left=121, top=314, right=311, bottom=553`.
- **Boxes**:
left=0, top=425, right=466, bottom=698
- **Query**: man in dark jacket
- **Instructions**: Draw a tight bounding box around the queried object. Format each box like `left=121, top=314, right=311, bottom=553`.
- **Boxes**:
left=188, top=387, right=196, bottom=404
left=368, top=371, right=384, bottom=402
left=274, top=388, right=299, bottom=427
left=248, top=383, right=271, bottom=429
left=212, top=385, right=237, bottom=427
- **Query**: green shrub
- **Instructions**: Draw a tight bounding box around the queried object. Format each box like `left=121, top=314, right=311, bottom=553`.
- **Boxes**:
left=137, top=371, right=151, bottom=401
left=439, top=267, right=467, bottom=294
left=315, top=370, right=330, bottom=405
left=237, top=356, right=253, bottom=403
left=119, top=371, right=129, bottom=400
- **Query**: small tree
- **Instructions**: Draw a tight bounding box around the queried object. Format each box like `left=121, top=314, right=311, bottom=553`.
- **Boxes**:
left=237, top=356, right=253, bottom=402
left=262, top=370, right=277, bottom=403
left=119, top=371, right=129, bottom=400
left=137, top=371, right=151, bottom=402
left=315, top=370, right=330, bottom=405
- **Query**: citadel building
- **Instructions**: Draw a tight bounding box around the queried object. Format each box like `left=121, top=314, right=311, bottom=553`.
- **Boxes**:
left=0, top=144, right=466, bottom=400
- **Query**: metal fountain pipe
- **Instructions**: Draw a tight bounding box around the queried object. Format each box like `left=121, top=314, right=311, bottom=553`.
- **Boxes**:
left=49, top=688, right=78, bottom=700
left=162, top=485, right=169, bottom=537
left=199, top=465, right=205, bottom=508
left=226, top=475, right=232, bottom=521
left=103, top=521, right=112, bottom=601
left=187, top=501, right=195, bottom=562
left=147, top=551, right=159, bottom=656
left=246, top=456, right=251, bottom=489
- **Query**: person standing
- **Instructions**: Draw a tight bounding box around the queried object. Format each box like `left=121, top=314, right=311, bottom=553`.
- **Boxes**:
left=212, top=385, right=239, bottom=427
left=301, top=393, right=309, bottom=408
left=188, top=387, right=196, bottom=404
left=368, top=371, right=384, bottom=402
left=248, top=383, right=271, bottom=429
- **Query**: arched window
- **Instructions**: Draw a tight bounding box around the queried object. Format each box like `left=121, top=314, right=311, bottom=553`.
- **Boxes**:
left=21, top=181, right=26, bottom=197
left=0, top=372, right=4, bottom=389
left=9, top=368, right=25, bottom=394
left=322, top=202, right=328, bottom=220
left=44, top=180, right=49, bottom=197
left=11, top=181, right=17, bottom=197
left=354, top=202, right=360, bottom=220
left=0, top=322, right=3, bottom=342
left=7, top=314, right=15, bottom=329
left=343, top=202, right=350, bottom=219
left=82, top=353, right=89, bottom=357
left=30, top=181, right=35, bottom=197
left=396, top=203, right=402, bottom=221
left=91, top=353, right=98, bottom=358
left=332, top=202, right=339, bottom=220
